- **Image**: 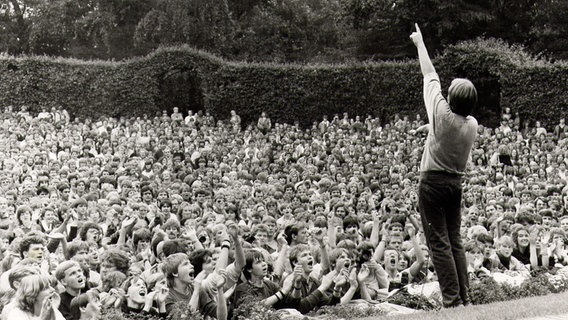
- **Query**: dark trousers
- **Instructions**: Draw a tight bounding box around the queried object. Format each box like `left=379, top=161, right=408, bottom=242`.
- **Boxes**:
left=418, top=171, right=469, bottom=307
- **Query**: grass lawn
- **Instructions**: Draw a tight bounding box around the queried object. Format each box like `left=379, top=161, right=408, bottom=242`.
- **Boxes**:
left=357, top=291, right=568, bottom=320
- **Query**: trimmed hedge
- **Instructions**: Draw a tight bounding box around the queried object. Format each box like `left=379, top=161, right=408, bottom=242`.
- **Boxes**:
left=207, top=61, right=422, bottom=128
left=0, top=57, right=158, bottom=119
left=0, top=40, right=567, bottom=128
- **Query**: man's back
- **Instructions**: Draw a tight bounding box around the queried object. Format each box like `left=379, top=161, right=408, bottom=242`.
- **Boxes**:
left=420, top=72, right=478, bottom=174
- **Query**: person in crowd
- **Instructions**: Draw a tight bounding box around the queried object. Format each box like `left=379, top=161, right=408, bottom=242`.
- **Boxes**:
left=0, top=102, right=564, bottom=319
left=5, top=274, right=65, bottom=320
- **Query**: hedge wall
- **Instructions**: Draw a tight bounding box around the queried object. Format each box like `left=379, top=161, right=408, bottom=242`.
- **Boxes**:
left=0, top=57, right=158, bottom=119
left=207, top=62, right=423, bottom=128
left=0, top=47, right=223, bottom=120
left=0, top=40, right=566, bottom=129
left=501, top=65, right=568, bottom=128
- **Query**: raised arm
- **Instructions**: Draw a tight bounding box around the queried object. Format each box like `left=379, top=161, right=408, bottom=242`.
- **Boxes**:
left=410, top=23, right=435, bottom=76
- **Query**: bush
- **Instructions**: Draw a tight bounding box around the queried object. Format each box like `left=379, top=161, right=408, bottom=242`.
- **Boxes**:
left=468, top=277, right=508, bottom=305
left=231, top=299, right=281, bottom=320
left=309, top=303, right=388, bottom=319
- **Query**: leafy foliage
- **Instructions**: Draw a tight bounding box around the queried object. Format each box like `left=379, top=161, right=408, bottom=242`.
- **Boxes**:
left=309, top=302, right=388, bottom=319
left=468, top=271, right=568, bottom=306
left=166, top=301, right=205, bottom=320
left=0, top=0, right=566, bottom=62
left=231, top=299, right=281, bottom=320
left=386, top=288, right=440, bottom=311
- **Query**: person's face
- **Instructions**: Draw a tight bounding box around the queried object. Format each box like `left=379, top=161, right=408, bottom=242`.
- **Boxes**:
left=345, top=224, right=358, bottom=235
left=161, top=203, right=171, bottom=213
left=335, top=207, right=346, bottom=218
left=296, top=249, right=314, bottom=273
left=76, top=204, right=87, bottom=214
left=88, top=208, right=101, bottom=221
left=389, top=237, right=402, bottom=250
left=542, top=216, right=553, bottom=226
left=468, top=248, right=484, bottom=265
left=36, top=286, right=57, bottom=310
left=213, top=226, right=229, bottom=245
left=390, top=225, right=403, bottom=234
left=553, top=233, right=565, bottom=244
left=281, top=206, right=292, bottom=216
left=86, top=228, right=101, bottom=243
left=99, top=260, right=117, bottom=280
left=0, top=197, right=8, bottom=218
left=249, top=258, right=267, bottom=278
left=265, top=222, right=276, bottom=235
left=560, top=219, right=568, bottom=233
left=517, top=230, right=530, bottom=248
left=26, top=243, right=45, bottom=260
left=384, top=249, right=399, bottom=270
left=142, top=191, right=153, bottom=202
left=83, top=295, right=102, bottom=319
left=294, top=228, right=308, bottom=244
left=224, top=211, right=236, bottom=222
left=498, top=242, right=513, bottom=258
left=203, top=253, right=218, bottom=274
left=157, top=192, right=168, bottom=201
left=397, top=254, right=408, bottom=271
left=63, top=265, right=86, bottom=290
left=88, top=247, right=100, bottom=266
left=255, top=231, right=268, bottom=245
left=166, top=226, right=179, bottom=239
left=154, top=277, right=167, bottom=293
left=521, top=193, right=531, bottom=203
left=0, top=237, right=8, bottom=253
left=126, top=278, right=147, bottom=304
left=19, top=211, right=31, bottom=223
left=176, top=258, right=195, bottom=284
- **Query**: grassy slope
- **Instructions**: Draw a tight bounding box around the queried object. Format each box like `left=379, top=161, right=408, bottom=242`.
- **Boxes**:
left=358, top=292, right=568, bottom=320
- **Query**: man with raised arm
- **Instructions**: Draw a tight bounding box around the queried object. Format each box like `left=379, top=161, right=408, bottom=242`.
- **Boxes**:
left=410, top=23, right=478, bottom=308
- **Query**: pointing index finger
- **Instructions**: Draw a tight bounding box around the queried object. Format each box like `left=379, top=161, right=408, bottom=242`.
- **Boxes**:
left=415, top=23, right=420, bottom=33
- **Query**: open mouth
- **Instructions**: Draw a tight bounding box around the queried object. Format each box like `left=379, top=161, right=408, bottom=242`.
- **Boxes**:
left=139, top=290, right=146, bottom=296
left=390, top=258, right=396, bottom=265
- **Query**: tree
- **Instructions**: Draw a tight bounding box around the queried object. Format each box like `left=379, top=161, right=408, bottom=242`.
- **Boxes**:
left=0, top=0, right=45, bottom=54
left=529, top=0, right=568, bottom=60
left=134, top=0, right=235, bottom=56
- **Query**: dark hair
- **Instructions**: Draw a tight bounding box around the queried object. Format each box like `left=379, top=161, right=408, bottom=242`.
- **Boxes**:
left=356, top=241, right=375, bottom=267
left=284, top=222, right=306, bottom=244
left=133, top=228, right=152, bottom=252
left=243, top=249, right=265, bottom=280
left=18, top=236, right=46, bottom=259
left=79, top=222, right=102, bottom=242
left=343, top=215, right=359, bottom=230
left=189, top=249, right=213, bottom=276
left=448, top=78, right=477, bottom=117
left=100, top=249, right=130, bottom=275
left=69, top=290, right=99, bottom=320
left=67, top=241, right=90, bottom=258
left=162, top=240, right=189, bottom=258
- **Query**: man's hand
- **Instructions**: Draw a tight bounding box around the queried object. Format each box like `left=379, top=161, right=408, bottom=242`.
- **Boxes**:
left=410, top=23, right=424, bottom=47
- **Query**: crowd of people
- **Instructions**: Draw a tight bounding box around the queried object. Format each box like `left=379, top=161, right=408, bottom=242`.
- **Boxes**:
left=0, top=104, right=566, bottom=320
